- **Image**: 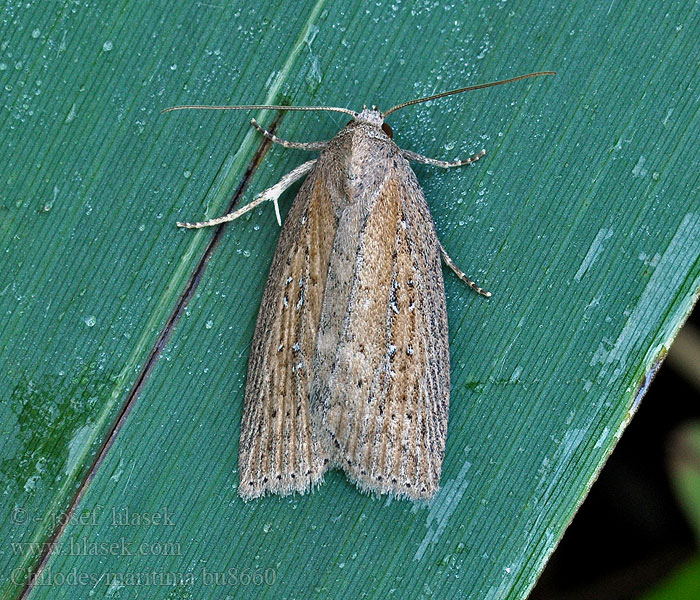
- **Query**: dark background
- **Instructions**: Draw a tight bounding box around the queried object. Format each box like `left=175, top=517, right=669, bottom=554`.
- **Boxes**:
left=531, top=307, right=700, bottom=600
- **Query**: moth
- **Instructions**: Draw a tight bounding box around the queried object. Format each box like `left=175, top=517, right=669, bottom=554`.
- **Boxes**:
left=164, top=71, right=554, bottom=500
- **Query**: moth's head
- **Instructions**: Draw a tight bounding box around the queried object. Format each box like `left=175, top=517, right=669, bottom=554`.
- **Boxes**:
left=354, top=106, right=393, bottom=139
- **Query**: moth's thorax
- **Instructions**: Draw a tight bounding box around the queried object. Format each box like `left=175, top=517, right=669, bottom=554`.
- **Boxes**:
left=331, top=116, right=397, bottom=167
left=321, top=114, right=400, bottom=215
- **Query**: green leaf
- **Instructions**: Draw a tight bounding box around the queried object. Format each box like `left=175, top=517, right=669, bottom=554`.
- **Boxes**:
left=1, top=1, right=698, bottom=599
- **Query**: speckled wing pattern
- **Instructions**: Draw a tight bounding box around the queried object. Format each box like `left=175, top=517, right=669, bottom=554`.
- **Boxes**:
left=238, top=159, right=337, bottom=500
left=239, top=122, right=450, bottom=500
left=311, top=143, right=449, bottom=500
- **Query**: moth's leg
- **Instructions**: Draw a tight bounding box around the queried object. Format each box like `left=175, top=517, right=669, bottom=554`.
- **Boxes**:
left=251, top=119, right=329, bottom=151
left=177, top=159, right=317, bottom=229
left=402, top=148, right=486, bottom=169
left=438, top=241, right=491, bottom=298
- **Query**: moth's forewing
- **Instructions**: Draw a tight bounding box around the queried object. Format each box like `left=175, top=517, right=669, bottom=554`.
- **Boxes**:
left=238, top=156, right=338, bottom=499
left=240, top=121, right=450, bottom=501
left=311, top=129, right=450, bottom=500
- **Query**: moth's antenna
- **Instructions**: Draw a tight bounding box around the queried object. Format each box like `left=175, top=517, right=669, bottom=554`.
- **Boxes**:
left=161, top=104, right=357, bottom=117
left=382, top=71, right=556, bottom=117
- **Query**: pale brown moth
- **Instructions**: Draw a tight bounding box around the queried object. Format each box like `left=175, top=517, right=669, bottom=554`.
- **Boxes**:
left=164, top=71, right=554, bottom=500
